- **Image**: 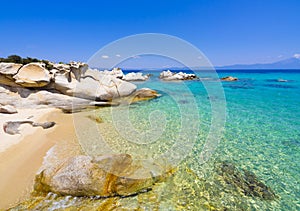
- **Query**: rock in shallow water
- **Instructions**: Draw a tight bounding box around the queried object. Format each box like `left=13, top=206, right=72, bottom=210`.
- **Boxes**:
left=122, top=72, right=149, bottom=81
left=221, top=76, right=238, bottom=81
left=34, top=154, right=171, bottom=197
left=159, top=70, right=197, bottom=81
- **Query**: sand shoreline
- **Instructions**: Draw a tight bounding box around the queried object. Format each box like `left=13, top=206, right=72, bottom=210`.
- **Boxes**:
left=0, top=108, right=81, bottom=209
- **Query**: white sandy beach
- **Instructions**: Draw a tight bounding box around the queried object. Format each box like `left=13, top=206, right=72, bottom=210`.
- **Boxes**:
left=0, top=108, right=82, bottom=209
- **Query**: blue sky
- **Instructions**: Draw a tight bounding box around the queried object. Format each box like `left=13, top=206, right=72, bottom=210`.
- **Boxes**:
left=0, top=0, right=299, bottom=67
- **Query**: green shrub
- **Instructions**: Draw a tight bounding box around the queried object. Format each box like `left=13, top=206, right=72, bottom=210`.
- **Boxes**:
left=0, top=55, right=59, bottom=70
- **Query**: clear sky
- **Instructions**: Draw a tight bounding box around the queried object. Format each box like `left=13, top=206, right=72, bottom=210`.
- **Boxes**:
left=0, top=0, right=299, bottom=66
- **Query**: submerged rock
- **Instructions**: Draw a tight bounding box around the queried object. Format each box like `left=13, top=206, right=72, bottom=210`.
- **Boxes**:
left=221, top=76, right=238, bottom=81
left=34, top=154, right=170, bottom=197
left=218, top=161, right=277, bottom=200
left=86, top=115, right=103, bottom=123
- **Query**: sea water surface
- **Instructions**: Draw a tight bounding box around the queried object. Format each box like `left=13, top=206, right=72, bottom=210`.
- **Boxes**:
left=75, top=69, right=299, bottom=210
left=14, top=70, right=300, bottom=210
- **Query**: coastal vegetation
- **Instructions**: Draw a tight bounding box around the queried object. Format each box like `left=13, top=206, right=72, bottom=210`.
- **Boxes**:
left=0, top=55, right=61, bottom=70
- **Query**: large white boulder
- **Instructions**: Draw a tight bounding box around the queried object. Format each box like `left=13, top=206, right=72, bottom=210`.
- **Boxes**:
left=13, top=63, right=51, bottom=87
left=34, top=154, right=168, bottom=197
left=53, top=69, right=136, bottom=101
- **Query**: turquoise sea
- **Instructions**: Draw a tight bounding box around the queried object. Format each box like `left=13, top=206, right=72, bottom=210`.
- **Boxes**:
left=73, top=70, right=299, bottom=210
left=14, top=70, right=300, bottom=210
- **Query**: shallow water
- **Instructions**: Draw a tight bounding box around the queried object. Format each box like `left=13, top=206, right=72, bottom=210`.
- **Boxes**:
left=13, top=70, right=300, bottom=210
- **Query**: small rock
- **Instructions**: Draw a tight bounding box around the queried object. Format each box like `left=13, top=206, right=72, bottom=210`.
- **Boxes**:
left=3, top=120, right=55, bottom=135
left=122, top=88, right=161, bottom=104
left=32, top=121, right=56, bottom=129
left=0, top=104, right=17, bottom=114
left=86, top=115, right=103, bottom=123
left=277, top=78, right=288, bottom=82
left=3, top=121, right=33, bottom=135
left=221, top=76, right=238, bottom=81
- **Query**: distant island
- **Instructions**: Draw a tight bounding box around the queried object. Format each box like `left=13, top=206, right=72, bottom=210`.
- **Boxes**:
left=217, top=56, right=300, bottom=70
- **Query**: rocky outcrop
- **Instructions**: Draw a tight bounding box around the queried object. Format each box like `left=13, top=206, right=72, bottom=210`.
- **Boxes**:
left=221, top=76, right=238, bottom=81
left=0, top=104, right=17, bottom=114
left=160, top=70, right=197, bottom=81
left=122, top=72, right=149, bottom=81
left=34, top=154, right=169, bottom=197
left=0, top=85, right=89, bottom=109
left=13, top=63, right=51, bottom=87
left=0, top=61, right=159, bottom=111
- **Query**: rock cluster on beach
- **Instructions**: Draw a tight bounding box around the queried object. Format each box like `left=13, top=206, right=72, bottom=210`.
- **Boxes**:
left=0, top=61, right=159, bottom=113
left=159, top=70, right=197, bottom=80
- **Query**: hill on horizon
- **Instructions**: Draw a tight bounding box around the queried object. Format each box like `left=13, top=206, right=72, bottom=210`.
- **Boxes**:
left=217, top=57, right=300, bottom=70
